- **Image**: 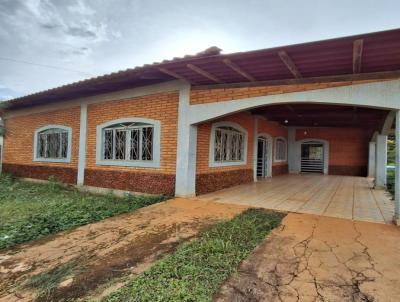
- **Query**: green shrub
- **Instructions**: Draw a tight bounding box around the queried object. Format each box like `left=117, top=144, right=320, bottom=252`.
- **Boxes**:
left=104, top=209, right=285, bottom=302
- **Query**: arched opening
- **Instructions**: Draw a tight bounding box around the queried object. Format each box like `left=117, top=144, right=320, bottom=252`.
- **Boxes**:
left=256, top=133, right=273, bottom=178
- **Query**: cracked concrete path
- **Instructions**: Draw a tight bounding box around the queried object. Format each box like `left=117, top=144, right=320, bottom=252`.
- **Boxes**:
left=216, top=213, right=400, bottom=302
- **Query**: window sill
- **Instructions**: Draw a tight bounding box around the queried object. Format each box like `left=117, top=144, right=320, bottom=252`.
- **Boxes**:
left=209, top=160, right=247, bottom=168
left=96, top=159, right=160, bottom=168
left=33, top=158, right=71, bottom=163
left=274, top=159, right=287, bottom=163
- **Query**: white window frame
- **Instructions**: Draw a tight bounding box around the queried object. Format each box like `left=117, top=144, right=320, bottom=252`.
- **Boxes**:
left=96, top=117, right=161, bottom=168
left=33, top=125, right=72, bottom=163
left=274, top=136, right=287, bottom=162
left=209, top=121, right=248, bottom=167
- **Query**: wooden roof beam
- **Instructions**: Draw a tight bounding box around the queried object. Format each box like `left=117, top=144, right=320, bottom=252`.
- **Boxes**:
left=222, top=59, right=255, bottom=82
left=278, top=50, right=302, bottom=78
left=353, top=39, right=364, bottom=73
left=158, top=67, right=193, bottom=84
left=187, top=63, right=223, bottom=83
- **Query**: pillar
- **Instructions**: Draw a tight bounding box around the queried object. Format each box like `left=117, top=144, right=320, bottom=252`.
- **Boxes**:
left=77, top=103, right=88, bottom=186
left=394, top=110, right=400, bottom=223
left=175, top=84, right=197, bottom=197
left=367, top=142, right=376, bottom=178
left=375, top=134, right=387, bottom=188
left=288, top=128, right=296, bottom=173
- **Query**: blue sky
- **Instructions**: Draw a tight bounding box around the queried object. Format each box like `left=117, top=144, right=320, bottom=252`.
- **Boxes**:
left=0, top=0, right=399, bottom=100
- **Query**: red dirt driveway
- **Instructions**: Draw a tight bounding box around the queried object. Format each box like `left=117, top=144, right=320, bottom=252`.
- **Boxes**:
left=216, top=213, right=400, bottom=302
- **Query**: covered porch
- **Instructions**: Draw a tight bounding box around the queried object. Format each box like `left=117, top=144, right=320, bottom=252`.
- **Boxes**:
left=196, top=174, right=395, bottom=224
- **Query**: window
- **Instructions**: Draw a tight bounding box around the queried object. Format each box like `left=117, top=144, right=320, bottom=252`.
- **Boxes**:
left=275, top=137, right=287, bottom=162
left=33, top=125, right=72, bottom=163
left=210, top=122, right=247, bottom=167
left=96, top=118, right=160, bottom=168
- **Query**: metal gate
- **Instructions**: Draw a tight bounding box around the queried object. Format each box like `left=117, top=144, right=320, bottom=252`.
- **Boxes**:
left=301, top=142, right=324, bottom=173
left=257, top=137, right=269, bottom=177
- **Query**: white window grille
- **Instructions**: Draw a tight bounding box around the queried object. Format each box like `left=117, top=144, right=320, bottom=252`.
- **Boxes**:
left=96, top=118, right=161, bottom=168
left=33, top=126, right=72, bottom=163
left=102, top=122, right=154, bottom=162
left=210, top=122, right=247, bottom=167
left=275, top=137, right=287, bottom=161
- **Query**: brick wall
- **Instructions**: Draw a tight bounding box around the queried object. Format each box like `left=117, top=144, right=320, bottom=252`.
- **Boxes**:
left=84, top=91, right=179, bottom=194
left=190, top=80, right=378, bottom=105
left=295, top=127, right=371, bottom=176
left=195, top=113, right=290, bottom=194
left=2, top=107, right=80, bottom=183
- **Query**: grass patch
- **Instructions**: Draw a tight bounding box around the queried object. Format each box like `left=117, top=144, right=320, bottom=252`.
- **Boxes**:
left=0, top=174, right=168, bottom=250
left=104, top=208, right=285, bottom=302
left=23, top=261, right=79, bottom=300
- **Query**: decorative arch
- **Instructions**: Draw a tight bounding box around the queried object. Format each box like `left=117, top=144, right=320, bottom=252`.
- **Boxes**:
left=209, top=121, right=248, bottom=167
left=256, top=133, right=273, bottom=177
left=274, top=136, right=288, bottom=162
left=294, top=138, right=329, bottom=174
left=96, top=117, right=161, bottom=168
left=33, top=124, right=72, bottom=163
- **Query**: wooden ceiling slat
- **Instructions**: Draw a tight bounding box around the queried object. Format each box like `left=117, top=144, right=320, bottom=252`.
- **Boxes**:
left=222, top=59, right=256, bottom=82
left=186, top=64, right=224, bottom=83
left=278, top=51, right=302, bottom=78
left=353, top=39, right=364, bottom=73
left=158, top=67, right=193, bottom=83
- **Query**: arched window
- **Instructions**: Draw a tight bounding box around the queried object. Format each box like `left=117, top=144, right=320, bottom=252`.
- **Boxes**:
left=96, top=118, right=160, bottom=168
left=33, top=125, right=72, bottom=162
left=210, top=122, right=248, bottom=167
left=274, top=137, right=287, bottom=162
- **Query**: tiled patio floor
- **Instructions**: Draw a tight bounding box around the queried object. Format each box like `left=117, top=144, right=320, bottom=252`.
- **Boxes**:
left=196, top=174, right=395, bottom=224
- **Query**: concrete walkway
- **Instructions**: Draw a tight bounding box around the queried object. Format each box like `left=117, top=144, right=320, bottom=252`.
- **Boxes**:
left=217, top=213, right=400, bottom=302
left=197, top=174, right=395, bottom=224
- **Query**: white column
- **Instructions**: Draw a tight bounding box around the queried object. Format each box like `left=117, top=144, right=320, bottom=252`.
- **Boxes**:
left=77, top=103, right=88, bottom=186
left=368, top=142, right=376, bottom=178
left=394, top=110, right=400, bottom=223
left=375, top=134, right=387, bottom=188
left=287, top=127, right=296, bottom=173
left=253, top=117, right=258, bottom=182
left=175, top=83, right=197, bottom=197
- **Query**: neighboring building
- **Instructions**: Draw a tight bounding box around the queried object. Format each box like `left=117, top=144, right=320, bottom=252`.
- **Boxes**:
left=0, top=29, right=400, bottom=209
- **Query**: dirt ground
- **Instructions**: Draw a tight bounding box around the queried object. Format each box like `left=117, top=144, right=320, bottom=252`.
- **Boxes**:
left=0, top=198, right=246, bottom=302
left=216, top=213, right=400, bottom=302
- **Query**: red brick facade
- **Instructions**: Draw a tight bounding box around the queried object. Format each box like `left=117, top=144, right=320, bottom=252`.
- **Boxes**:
left=1, top=81, right=373, bottom=195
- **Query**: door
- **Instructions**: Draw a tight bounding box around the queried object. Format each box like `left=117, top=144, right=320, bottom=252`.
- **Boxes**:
left=301, top=143, right=324, bottom=173
left=257, top=137, right=270, bottom=177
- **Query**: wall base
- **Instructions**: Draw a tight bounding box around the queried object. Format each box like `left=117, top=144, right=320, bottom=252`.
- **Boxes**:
left=196, top=169, right=253, bottom=195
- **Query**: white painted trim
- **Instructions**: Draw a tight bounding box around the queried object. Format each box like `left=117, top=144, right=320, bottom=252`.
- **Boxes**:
left=3, top=80, right=183, bottom=119
left=274, top=136, right=288, bottom=162
left=209, top=121, right=248, bottom=167
left=381, top=110, right=396, bottom=135
left=33, top=125, right=72, bottom=163
left=294, top=138, right=329, bottom=174
left=77, top=104, right=87, bottom=185
left=188, top=80, right=400, bottom=125
left=256, top=132, right=273, bottom=177
left=96, top=117, right=161, bottom=168
left=175, top=84, right=197, bottom=197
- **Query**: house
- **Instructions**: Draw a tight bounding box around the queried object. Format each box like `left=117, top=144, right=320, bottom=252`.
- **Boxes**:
left=1, top=29, right=400, bottom=222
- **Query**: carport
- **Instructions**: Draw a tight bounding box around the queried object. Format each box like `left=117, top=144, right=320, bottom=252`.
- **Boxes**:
left=196, top=174, right=394, bottom=224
